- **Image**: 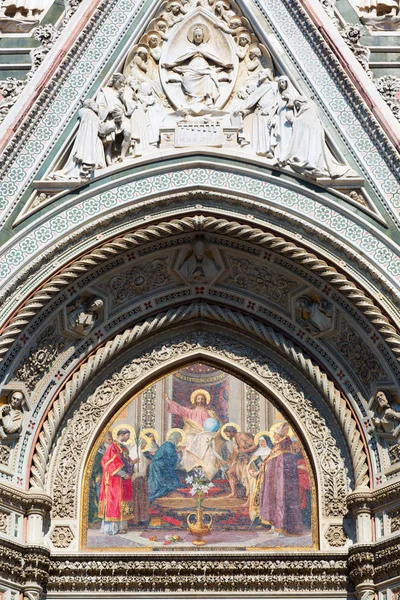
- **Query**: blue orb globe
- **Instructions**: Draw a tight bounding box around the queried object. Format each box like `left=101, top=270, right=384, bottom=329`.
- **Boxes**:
left=203, top=418, right=220, bottom=432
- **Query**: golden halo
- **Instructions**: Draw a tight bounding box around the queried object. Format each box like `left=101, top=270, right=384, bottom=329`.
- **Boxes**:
left=166, top=428, right=186, bottom=444
left=221, top=422, right=241, bottom=441
left=188, top=23, right=210, bottom=43
left=140, top=428, right=159, bottom=452
left=268, top=421, right=294, bottom=440
left=111, top=423, right=136, bottom=446
left=140, top=428, right=159, bottom=443
left=190, top=388, right=211, bottom=405
left=254, top=430, right=270, bottom=446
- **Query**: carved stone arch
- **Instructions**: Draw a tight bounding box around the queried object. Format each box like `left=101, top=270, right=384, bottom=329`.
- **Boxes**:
left=45, top=325, right=351, bottom=553
left=32, top=306, right=369, bottom=529
left=2, top=211, right=400, bottom=364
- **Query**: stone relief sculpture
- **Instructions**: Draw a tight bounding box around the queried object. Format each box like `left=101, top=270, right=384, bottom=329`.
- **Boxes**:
left=177, top=238, right=222, bottom=284
left=46, top=0, right=358, bottom=183
left=0, top=0, right=50, bottom=32
left=356, top=0, right=400, bottom=29
left=372, top=391, right=400, bottom=435
left=295, top=293, right=334, bottom=335
left=49, top=100, right=114, bottom=180
left=66, top=297, right=104, bottom=336
left=0, top=391, right=24, bottom=439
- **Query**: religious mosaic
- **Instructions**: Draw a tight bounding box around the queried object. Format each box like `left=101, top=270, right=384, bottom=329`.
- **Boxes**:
left=46, top=0, right=358, bottom=185
left=82, top=362, right=316, bottom=552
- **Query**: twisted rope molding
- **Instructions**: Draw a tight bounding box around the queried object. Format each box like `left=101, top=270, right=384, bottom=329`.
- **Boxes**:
left=2, top=215, right=400, bottom=363
left=30, top=301, right=369, bottom=494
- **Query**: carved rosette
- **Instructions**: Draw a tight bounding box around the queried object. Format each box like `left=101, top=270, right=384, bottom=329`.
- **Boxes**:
left=325, top=525, right=348, bottom=547
left=50, top=525, right=74, bottom=548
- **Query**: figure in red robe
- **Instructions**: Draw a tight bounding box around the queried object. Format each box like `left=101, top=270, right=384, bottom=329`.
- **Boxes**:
left=98, top=428, right=139, bottom=535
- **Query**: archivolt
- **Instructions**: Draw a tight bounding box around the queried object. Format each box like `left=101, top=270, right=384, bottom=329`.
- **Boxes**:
left=30, top=302, right=369, bottom=500
left=2, top=214, right=400, bottom=363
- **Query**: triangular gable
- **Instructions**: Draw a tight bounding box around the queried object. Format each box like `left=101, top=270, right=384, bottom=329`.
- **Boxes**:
left=0, top=0, right=398, bottom=247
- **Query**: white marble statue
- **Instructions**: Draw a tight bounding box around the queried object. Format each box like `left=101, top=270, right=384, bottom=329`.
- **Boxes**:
left=274, top=75, right=299, bottom=163
left=237, top=69, right=278, bottom=158
left=161, top=1, right=186, bottom=27
left=162, top=23, right=234, bottom=109
left=278, top=96, right=353, bottom=178
left=130, top=80, right=162, bottom=154
left=48, top=99, right=113, bottom=180
left=97, top=73, right=136, bottom=165
left=0, top=391, right=24, bottom=439
left=235, top=28, right=252, bottom=61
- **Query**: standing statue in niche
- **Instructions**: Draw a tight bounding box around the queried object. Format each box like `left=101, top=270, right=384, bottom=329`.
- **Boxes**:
left=274, top=76, right=299, bottom=163
left=0, top=391, right=24, bottom=439
left=162, top=23, right=233, bottom=108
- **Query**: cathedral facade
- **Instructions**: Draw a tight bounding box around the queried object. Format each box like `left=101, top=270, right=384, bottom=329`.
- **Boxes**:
left=0, top=0, right=400, bottom=598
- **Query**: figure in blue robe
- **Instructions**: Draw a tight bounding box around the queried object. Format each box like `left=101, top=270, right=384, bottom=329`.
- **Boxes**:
left=148, top=432, right=182, bottom=503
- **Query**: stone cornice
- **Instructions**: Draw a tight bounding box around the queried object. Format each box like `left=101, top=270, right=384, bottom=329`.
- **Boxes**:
left=347, top=481, right=400, bottom=511
left=0, top=482, right=52, bottom=513
left=47, top=554, right=349, bottom=593
left=0, top=537, right=50, bottom=587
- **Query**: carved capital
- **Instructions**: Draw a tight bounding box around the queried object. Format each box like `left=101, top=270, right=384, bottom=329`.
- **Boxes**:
left=348, top=546, right=374, bottom=586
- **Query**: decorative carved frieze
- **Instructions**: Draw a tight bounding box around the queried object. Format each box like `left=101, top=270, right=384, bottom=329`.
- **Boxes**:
left=2, top=215, right=398, bottom=372
left=224, top=257, right=298, bottom=307
left=15, top=326, right=66, bottom=391
left=0, top=509, right=11, bottom=534
left=0, top=537, right=50, bottom=588
left=0, top=446, right=11, bottom=467
left=47, top=555, right=349, bottom=593
left=389, top=508, right=400, bottom=534
left=375, top=76, right=400, bottom=121
left=333, top=321, right=386, bottom=391
left=103, top=258, right=171, bottom=306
